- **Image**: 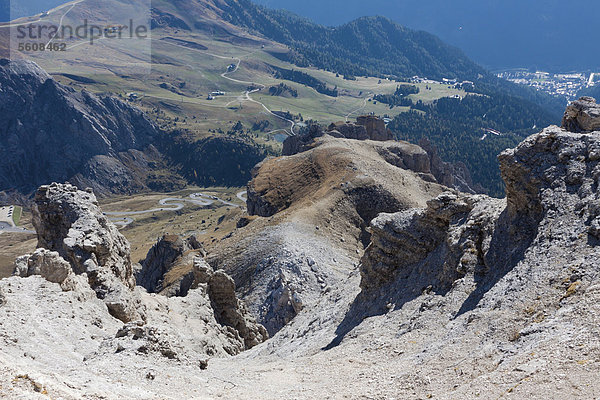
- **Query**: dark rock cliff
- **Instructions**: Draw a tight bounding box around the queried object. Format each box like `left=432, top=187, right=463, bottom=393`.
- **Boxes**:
left=0, top=59, right=183, bottom=198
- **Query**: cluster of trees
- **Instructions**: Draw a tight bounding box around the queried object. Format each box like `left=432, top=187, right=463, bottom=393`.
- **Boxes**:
left=272, top=66, right=338, bottom=97
left=388, top=94, right=556, bottom=196
left=269, top=83, right=298, bottom=97
left=252, top=120, right=271, bottom=132
left=374, top=84, right=420, bottom=108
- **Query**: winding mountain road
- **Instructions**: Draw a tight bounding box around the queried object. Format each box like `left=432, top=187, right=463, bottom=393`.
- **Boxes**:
left=157, top=40, right=296, bottom=135
left=104, top=192, right=244, bottom=228
left=236, top=190, right=247, bottom=203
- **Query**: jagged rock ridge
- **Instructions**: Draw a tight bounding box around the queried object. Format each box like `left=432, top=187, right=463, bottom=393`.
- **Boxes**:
left=10, top=183, right=266, bottom=367
left=15, top=183, right=145, bottom=322
left=282, top=116, right=482, bottom=194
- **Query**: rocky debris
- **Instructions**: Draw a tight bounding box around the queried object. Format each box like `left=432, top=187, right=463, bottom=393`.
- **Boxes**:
left=137, top=234, right=206, bottom=296
left=0, top=273, right=266, bottom=397
left=562, top=96, right=600, bottom=133
left=0, top=59, right=183, bottom=198
left=20, top=183, right=145, bottom=322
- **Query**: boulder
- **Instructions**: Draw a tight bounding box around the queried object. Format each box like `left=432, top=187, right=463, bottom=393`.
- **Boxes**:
left=562, top=96, right=600, bottom=133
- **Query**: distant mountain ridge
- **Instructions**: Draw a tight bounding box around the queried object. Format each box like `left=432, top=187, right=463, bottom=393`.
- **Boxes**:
left=224, top=2, right=487, bottom=81
left=253, top=0, right=600, bottom=72
left=221, top=0, right=564, bottom=118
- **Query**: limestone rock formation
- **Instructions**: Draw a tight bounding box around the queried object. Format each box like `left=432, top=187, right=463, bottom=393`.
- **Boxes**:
left=562, top=96, right=600, bottom=133
left=356, top=115, right=395, bottom=141
left=360, top=192, right=502, bottom=293
left=14, top=249, right=72, bottom=287
left=282, top=116, right=392, bottom=156
left=16, top=183, right=145, bottom=322
left=328, top=115, right=394, bottom=141
left=137, top=234, right=206, bottom=297
left=327, top=121, right=369, bottom=140
left=202, top=266, right=269, bottom=349
left=360, top=120, right=600, bottom=309
left=136, top=233, right=268, bottom=347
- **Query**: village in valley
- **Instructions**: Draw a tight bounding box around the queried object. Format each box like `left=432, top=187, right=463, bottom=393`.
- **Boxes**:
left=497, top=69, right=598, bottom=101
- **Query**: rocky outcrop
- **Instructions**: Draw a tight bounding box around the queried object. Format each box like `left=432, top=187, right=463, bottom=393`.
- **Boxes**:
left=327, top=116, right=394, bottom=141
left=14, top=249, right=77, bottom=291
left=136, top=233, right=268, bottom=347
left=15, top=183, right=145, bottom=322
left=356, top=115, right=395, bottom=141
left=282, top=116, right=393, bottom=156
left=137, top=235, right=206, bottom=296
left=282, top=125, right=327, bottom=156
left=0, top=59, right=183, bottom=198
left=202, top=266, right=269, bottom=349
left=360, top=105, right=600, bottom=301
left=360, top=193, right=502, bottom=293
left=327, top=121, right=369, bottom=140
left=7, top=182, right=267, bottom=378
left=562, top=96, right=600, bottom=133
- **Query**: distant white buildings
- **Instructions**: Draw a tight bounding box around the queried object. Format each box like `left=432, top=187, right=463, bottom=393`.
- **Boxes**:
left=497, top=69, right=597, bottom=101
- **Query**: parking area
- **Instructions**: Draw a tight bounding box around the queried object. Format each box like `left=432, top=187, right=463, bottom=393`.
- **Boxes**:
left=0, top=206, right=16, bottom=228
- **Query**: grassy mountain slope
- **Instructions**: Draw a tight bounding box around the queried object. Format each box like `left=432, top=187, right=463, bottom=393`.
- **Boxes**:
left=223, top=0, right=564, bottom=116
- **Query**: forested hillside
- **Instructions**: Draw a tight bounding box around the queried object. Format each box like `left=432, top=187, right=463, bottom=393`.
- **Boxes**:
left=388, top=94, right=556, bottom=196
